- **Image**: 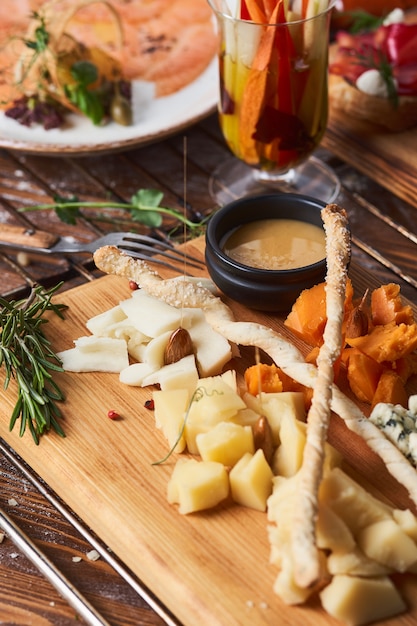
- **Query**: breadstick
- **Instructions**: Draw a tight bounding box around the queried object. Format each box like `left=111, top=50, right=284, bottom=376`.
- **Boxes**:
left=93, top=245, right=417, bottom=508
left=290, top=204, right=350, bottom=589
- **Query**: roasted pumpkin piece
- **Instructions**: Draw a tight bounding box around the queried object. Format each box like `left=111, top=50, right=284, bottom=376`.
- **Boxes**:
left=346, top=349, right=384, bottom=404
left=306, top=345, right=342, bottom=380
left=346, top=322, right=417, bottom=364
left=244, top=363, right=283, bottom=395
left=371, top=370, right=408, bottom=410
left=371, top=283, right=415, bottom=326
left=392, top=353, right=417, bottom=383
left=284, top=279, right=354, bottom=347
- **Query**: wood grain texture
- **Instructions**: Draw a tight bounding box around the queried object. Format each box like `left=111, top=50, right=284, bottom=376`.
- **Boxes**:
left=323, top=110, right=417, bottom=210
left=1, top=238, right=417, bottom=626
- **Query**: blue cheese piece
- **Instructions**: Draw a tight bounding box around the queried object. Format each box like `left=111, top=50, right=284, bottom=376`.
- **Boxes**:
left=369, top=396, right=417, bottom=466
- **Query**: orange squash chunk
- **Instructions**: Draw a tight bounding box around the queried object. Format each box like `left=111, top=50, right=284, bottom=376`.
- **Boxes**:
left=371, top=370, right=408, bottom=409
left=393, top=353, right=417, bottom=383
left=285, top=279, right=354, bottom=347
left=347, top=322, right=417, bottom=363
left=346, top=349, right=383, bottom=404
left=371, top=283, right=414, bottom=326
left=244, top=363, right=283, bottom=395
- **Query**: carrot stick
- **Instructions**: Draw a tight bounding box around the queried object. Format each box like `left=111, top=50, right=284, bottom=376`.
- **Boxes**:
left=238, top=1, right=281, bottom=163
left=263, top=0, right=278, bottom=21
left=241, top=0, right=267, bottom=22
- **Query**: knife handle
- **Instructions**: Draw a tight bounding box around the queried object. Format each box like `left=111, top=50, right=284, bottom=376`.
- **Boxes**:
left=0, top=224, right=59, bottom=249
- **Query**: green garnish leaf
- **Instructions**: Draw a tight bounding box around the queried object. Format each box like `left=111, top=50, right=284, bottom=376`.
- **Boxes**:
left=24, top=12, right=49, bottom=53
left=347, top=10, right=385, bottom=34
left=131, top=188, right=165, bottom=209
left=130, top=189, right=165, bottom=228
left=71, top=60, right=99, bottom=87
left=65, top=61, right=104, bottom=125
left=53, top=194, right=82, bottom=225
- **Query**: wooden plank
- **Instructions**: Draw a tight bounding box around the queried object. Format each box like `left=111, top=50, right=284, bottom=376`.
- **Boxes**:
left=1, top=239, right=417, bottom=626
left=323, top=109, right=417, bottom=210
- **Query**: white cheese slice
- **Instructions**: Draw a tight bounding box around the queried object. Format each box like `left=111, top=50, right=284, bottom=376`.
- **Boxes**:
left=142, top=354, right=199, bottom=394
left=182, top=308, right=232, bottom=377
left=143, top=330, right=172, bottom=370
left=85, top=305, right=127, bottom=335
left=58, top=336, right=129, bottom=372
left=119, top=362, right=155, bottom=386
left=119, top=290, right=183, bottom=337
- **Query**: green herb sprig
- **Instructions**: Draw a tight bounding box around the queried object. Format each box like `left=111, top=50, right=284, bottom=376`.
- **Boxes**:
left=356, top=49, right=399, bottom=108
left=65, top=61, right=104, bottom=125
left=345, top=10, right=385, bottom=34
left=19, top=188, right=207, bottom=236
left=0, top=283, right=68, bottom=444
left=19, top=12, right=51, bottom=85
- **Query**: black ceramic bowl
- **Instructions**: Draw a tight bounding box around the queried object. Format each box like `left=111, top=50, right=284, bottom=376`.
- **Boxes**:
left=205, top=193, right=327, bottom=312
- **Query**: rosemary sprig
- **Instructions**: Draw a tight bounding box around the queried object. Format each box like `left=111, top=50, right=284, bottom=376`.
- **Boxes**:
left=18, top=188, right=207, bottom=236
left=0, top=283, right=68, bottom=444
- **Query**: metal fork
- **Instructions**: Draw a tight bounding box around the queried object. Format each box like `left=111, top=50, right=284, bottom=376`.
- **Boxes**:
left=0, top=224, right=205, bottom=272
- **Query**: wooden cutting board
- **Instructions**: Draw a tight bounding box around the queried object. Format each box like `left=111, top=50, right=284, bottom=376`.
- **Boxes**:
left=1, top=238, right=417, bottom=626
left=323, top=107, right=417, bottom=210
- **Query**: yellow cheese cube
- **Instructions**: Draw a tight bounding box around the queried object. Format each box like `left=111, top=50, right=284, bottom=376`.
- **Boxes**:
left=153, top=388, right=189, bottom=453
left=357, top=518, right=417, bottom=572
left=167, top=458, right=229, bottom=514
left=244, top=391, right=305, bottom=445
left=229, top=449, right=273, bottom=511
left=320, top=575, right=406, bottom=626
left=393, top=508, right=417, bottom=541
left=319, top=468, right=392, bottom=535
left=316, top=504, right=356, bottom=553
left=327, top=547, right=392, bottom=577
left=185, top=377, right=246, bottom=454
left=273, top=415, right=306, bottom=477
left=196, top=422, right=254, bottom=466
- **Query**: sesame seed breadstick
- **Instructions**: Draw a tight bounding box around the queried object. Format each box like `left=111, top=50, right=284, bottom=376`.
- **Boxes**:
left=291, top=205, right=350, bottom=589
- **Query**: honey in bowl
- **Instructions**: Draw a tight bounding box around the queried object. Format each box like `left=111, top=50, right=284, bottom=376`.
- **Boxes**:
left=204, top=192, right=329, bottom=312
left=223, top=218, right=326, bottom=271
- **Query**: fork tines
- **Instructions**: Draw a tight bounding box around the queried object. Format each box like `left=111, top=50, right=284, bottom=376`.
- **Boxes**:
left=118, top=234, right=205, bottom=271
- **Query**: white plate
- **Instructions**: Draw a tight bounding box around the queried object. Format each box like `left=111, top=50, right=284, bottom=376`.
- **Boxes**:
left=0, top=59, right=218, bottom=156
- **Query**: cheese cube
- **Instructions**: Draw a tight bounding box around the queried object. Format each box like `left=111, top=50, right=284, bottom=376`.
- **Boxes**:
left=319, top=468, right=392, bottom=535
left=273, top=415, right=306, bottom=477
left=357, top=518, right=417, bottom=572
left=327, top=547, right=392, bottom=577
left=393, top=508, right=417, bottom=541
left=185, top=377, right=246, bottom=454
left=153, top=388, right=189, bottom=453
left=167, top=459, right=229, bottom=514
left=320, top=575, right=406, bottom=626
left=196, top=422, right=254, bottom=466
left=243, top=391, right=305, bottom=445
left=229, top=449, right=273, bottom=511
left=316, top=504, right=355, bottom=553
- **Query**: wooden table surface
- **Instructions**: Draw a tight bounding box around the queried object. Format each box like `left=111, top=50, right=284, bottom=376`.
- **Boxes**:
left=0, top=109, right=416, bottom=626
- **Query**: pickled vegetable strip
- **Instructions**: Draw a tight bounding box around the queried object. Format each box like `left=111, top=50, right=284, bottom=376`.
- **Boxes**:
left=238, top=2, right=281, bottom=163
